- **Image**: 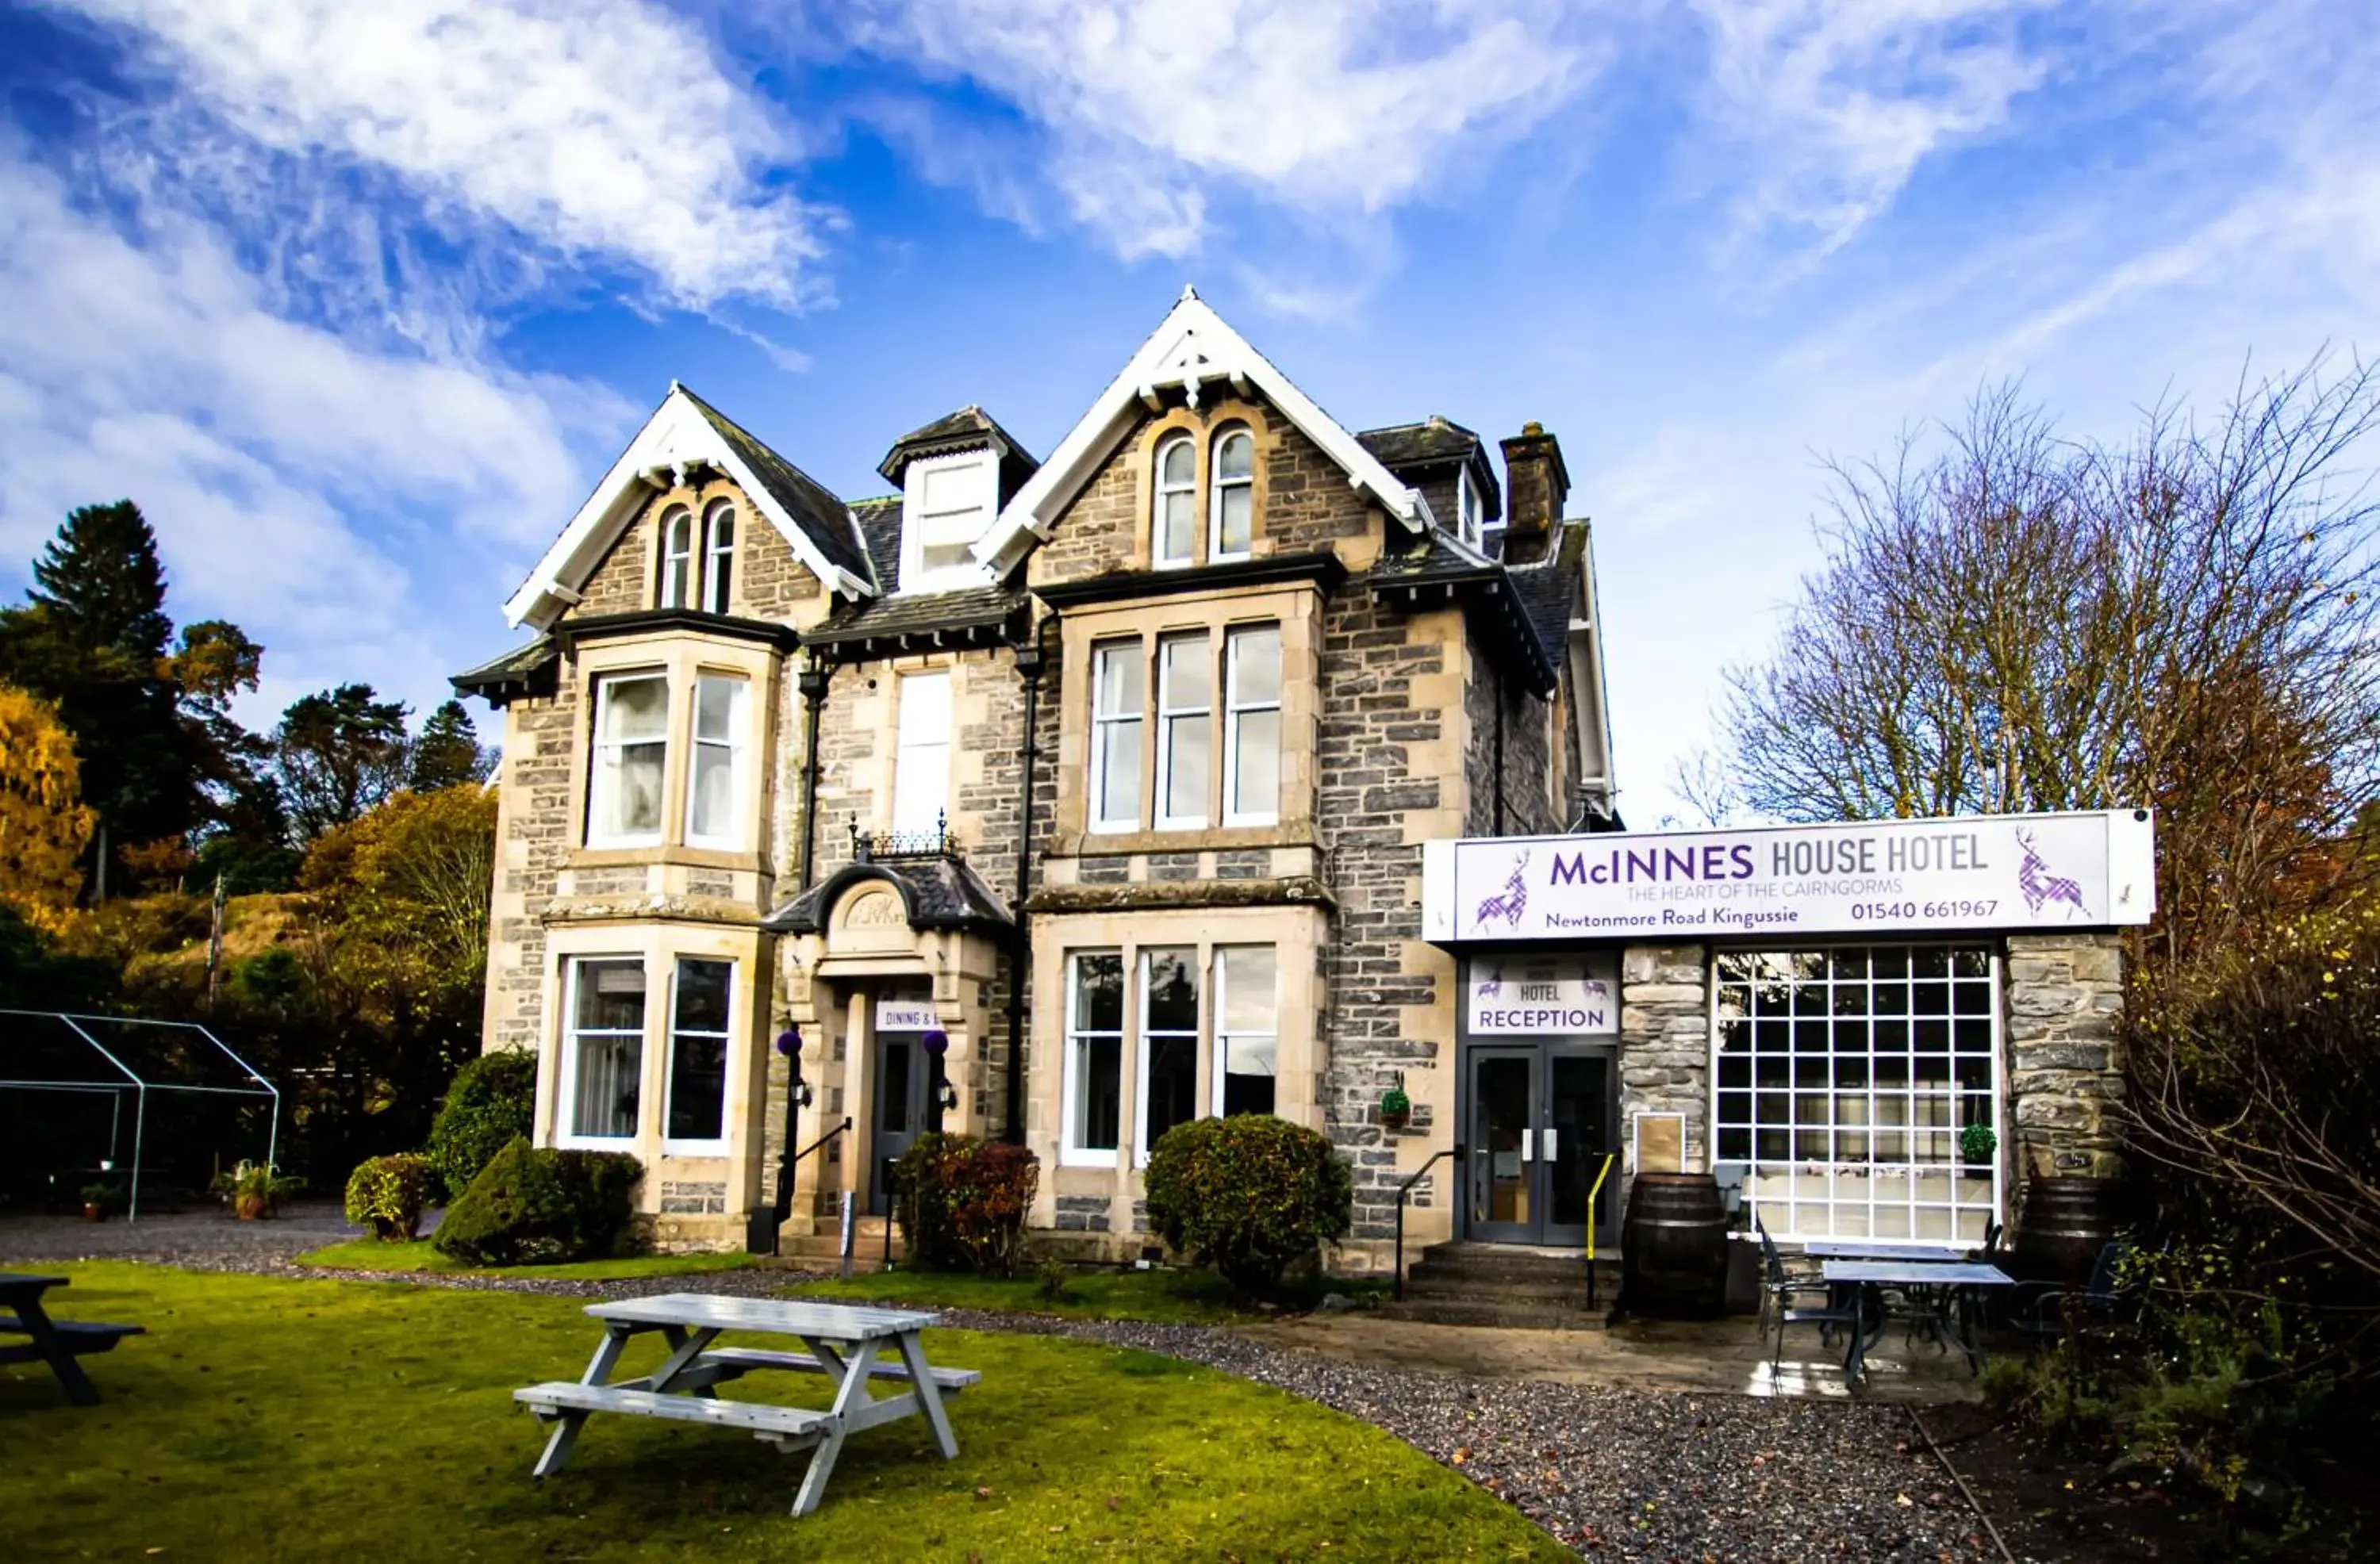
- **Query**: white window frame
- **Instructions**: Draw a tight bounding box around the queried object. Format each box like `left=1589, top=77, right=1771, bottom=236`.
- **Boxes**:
left=901, top=450, right=993, bottom=593
left=701, top=501, right=735, bottom=614
left=1222, top=623, right=1281, bottom=827
left=558, top=955, right=647, bottom=1148
left=1153, top=433, right=1197, bottom=569
left=891, top=669, right=953, bottom=837
left=661, top=956, right=735, bottom=1155
left=1457, top=467, right=1484, bottom=548
left=1710, top=945, right=2003, bottom=1247
left=659, top=508, right=694, bottom=609
left=1062, top=950, right=1127, bottom=1167
left=1212, top=945, right=1279, bottom=1117
left=683, top=672, right=748, bottom=849
left=1154, top=632, right=1211, bottom=830
left=1134, top=945, right=1202, bottom=1164
left=1209, top=427, right=1254, bottom=562
left=588, top=672, right=670, bottom=849
left=1088, top=639, right=1144, bottom=834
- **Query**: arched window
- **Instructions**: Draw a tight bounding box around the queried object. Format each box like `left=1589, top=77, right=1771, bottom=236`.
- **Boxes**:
left=659, top=509, right=694, bottom=608
left=701, top=502, right=735, bottom=614
left=1153, top=435, right=1196, bottom=567
left=1211, top=427, right=1253, bottom=559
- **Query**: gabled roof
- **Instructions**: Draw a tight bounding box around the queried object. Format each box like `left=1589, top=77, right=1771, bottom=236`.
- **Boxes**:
left=502, top=383, right=875, bottom=627
left=1359, top=416, right=1503, bottom=520
left=973, top=289, right=1435, bottom=575
left=877, top=405, right=1040, bottom=497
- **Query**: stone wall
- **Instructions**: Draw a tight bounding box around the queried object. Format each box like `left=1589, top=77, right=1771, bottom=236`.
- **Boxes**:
left=1618, top=943, right=1710, bottom=1203
left=483, top=669, right=583, bottom=1052
left=2004, top=931, right=2127, bottom=1181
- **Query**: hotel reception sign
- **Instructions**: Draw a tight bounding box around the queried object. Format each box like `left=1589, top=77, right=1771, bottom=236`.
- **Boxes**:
left=1422, top=809, right=2155, bottom=943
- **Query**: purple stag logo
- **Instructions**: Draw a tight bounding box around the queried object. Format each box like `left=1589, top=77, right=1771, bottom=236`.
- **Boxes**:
left=1473, top=853, right=1530, bottom=930
left=2015, top=830, right=2087, bottom=918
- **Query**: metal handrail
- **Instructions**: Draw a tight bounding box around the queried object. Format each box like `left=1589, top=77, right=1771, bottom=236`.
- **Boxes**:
left=1392, top=1144, right=1465, bottom=1301
left=1583, top=1152, right=1617, bottom=1310
left=756, top=1117, right=851, bottom=1255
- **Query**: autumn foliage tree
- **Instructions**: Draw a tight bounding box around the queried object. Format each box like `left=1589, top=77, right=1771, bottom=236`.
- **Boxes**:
left=0, top=681, right=97, bottom=926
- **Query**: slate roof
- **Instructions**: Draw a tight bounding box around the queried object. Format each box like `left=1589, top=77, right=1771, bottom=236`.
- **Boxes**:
left=851, top=496, right=903, bottom=593
left=1364, top=530, right=1558, bottom=696
left=1357, top=417, right=1483, bottom=469
left=1507, top=527, right=1584, bottom=666
left=451, top=636, right=559, bottom=705
left=678, top=385, right=876, bottom=585
left=877, top=404, right=1042, bottom=497
left=803, top=583, right=1025, bottom=658
left=763, top=857, right=1015, bottom=936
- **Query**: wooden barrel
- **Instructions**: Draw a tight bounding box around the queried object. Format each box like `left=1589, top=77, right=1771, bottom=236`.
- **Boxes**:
left=1622, top=1172, right=1729, bottom=1317
left=2012, top=1177, right=2128, bottom=1287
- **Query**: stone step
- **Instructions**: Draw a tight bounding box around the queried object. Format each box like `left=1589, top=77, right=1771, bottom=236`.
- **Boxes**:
left=1377, top=1297, right=1612, bottom=1331
left=1399, top=1275, right=1606, bottom=1307
left=1408, top=1252, right=1621, bottom=1286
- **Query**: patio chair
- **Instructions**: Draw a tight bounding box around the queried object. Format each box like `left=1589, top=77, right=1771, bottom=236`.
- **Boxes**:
left=2010, top=1239, right=2135, bottom=1337
left=1756, top=1216, right=1858, bottom=1373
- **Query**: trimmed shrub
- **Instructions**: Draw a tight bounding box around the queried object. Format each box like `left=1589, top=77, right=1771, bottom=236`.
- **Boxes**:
left=431, top=1136, right=642, bottom=1267
left=425, top=1050, right=536, bottom=1199
left=1144, top=1116, right=1353, bottom=1295
left=892, top=1134, right=1041, bottom=1277
left=344, top=1152, right=434, bottom=1240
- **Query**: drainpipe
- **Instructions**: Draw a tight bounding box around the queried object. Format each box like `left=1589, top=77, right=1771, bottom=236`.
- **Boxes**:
left=1491, top=654, right=1507, bottom=834
left=1004, top=619, right=1046, bottom=1147
left=795, top=649, right=829, bottom=889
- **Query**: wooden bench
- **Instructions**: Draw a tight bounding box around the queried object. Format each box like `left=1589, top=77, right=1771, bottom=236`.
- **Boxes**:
left=698, top=1346, right=981, bottom=1393
left=0, top=1320, right=144, bottom=1352
left=516, top=1382, right=831, bottom=1447
left=0, top=1273, right=144, bottom=1406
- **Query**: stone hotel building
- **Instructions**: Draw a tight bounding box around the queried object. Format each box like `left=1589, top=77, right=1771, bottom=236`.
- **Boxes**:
left=457, top=289, right=2148, bottom=1279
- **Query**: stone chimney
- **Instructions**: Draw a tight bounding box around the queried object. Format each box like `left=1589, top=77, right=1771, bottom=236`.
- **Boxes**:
left=1498, top=421, right=1570, bottom=567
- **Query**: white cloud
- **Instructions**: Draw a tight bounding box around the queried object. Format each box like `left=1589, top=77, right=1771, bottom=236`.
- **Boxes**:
left=845, top=1, right=1608, bottom=257
left=0, top=156, right=625, bottom=719
left=1688, top=0, right=2056, bottom=258
left=53, top=0, right=825, bottom=309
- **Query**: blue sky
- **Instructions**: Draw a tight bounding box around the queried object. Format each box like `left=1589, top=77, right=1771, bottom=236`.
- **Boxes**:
left=1, top=1, right=2372, bottom=823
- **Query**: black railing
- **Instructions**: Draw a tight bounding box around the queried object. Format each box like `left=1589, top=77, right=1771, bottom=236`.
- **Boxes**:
left=1392, top=1144, right=1465, bottom=1301
left=851, top=811, right=956, bottom=861
left=748, top=1116, right=852, bottom=1254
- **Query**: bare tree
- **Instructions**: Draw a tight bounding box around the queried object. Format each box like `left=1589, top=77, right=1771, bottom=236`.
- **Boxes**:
left=1714, top=356, right=2380, bottom=966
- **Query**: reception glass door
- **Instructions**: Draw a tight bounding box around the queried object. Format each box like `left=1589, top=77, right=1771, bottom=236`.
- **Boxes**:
left=1465, top=1044, right=1616, bottom=1247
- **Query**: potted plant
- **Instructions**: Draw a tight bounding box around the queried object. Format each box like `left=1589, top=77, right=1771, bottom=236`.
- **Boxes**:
left=1959, top=1121, right=1998, bottom=1171
left=80, top=1183, right=115, bottom=1221
left=1378, top=1086, right=1412, bottom=1133
left=212, top=1159, right=304, bottom=1221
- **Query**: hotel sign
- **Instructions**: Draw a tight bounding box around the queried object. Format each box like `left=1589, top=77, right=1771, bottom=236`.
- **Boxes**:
left=1467, top=953, right=1618, bottom=1035
left=1422, top=810, right=2155, bottom=943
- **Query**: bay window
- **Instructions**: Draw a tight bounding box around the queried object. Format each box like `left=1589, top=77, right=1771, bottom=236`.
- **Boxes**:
left=1090, top=641, right=1142, bottom=832
left=565, top=957, right=646, bottom=1141
left=590, top=674, right=670, bottom=845
left=1155, top=634, right=1211, bottom=829
left=1065, top=952, right=1126, bottom=1160
left=1216, top=945, right=1278, bottom=1116
left=1138, top=947, right=1200, bottom=1157
left=684, top=673, right=747, bottom=847
left=892, top=671, right=953, bottom=837
left=1211, top=428, right=1253, bottom=558
left=1224, top=626, right=1281, bottom=825
left=1714, top=946, right=1998, bottom=1243
left=664, top=956, right=733, bottom=1147
left=1153, top=435, right=1196, bottom=566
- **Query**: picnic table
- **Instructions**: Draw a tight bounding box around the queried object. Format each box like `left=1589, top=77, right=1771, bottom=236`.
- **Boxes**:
left=516, top=1294, right=979, bottom=1517
left=1822, top=1259, right=2013, bottom=1386
left=0, top=1272, right=144, bottom=1406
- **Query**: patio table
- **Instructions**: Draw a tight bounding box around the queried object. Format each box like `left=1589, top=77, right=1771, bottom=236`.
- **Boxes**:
left=1801, top=1240, right=1968, bottom=1261
left=0, top=1271, right=144, bottom=1406
left=1821, top=1259, right=2013, bottom=1386
left=514, top=1293, right=978, bottom=1517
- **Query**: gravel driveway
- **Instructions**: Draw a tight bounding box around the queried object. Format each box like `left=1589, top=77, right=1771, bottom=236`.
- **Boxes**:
left=0, top=1217, right=2000, bottom=1559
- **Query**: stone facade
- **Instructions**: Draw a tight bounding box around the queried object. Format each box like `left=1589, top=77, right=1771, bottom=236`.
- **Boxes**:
left=2003, top=931, right=2127, bottom=1182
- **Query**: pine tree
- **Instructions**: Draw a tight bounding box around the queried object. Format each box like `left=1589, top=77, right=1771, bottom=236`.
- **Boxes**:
left=27, top=500, right=172, bottom=662
left=409, top=700, right=490, bottom=792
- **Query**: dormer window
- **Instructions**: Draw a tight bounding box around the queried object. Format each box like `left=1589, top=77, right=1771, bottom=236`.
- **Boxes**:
left=1457, top=467, right=1484, bottom=549
left=701, top=502, right=735, bottom=613
left=1211, top=428, right=1253, bottom=560
left=659, top=508, right=694, bottom=608
left=902, top=451, right=993, bottom=592
left=1154, top=435, right=1196, bottom=568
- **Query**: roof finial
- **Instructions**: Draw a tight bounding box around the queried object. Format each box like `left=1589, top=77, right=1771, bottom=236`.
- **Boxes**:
left=1180, top=282, right=1200, bottom=302
left=670, top=378, right=684, bottom=393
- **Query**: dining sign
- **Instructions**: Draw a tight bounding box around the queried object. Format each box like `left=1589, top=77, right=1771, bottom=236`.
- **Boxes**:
left=1422, top=810, right=2155, bottom=943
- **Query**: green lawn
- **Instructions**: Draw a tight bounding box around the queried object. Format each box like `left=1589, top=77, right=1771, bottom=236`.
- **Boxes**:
left=296, top=1236, right=758, bottom=1282
left=789, top=1266, right=1391, bottom=1325
left=0, top=1264, right=1558, bottom=1562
